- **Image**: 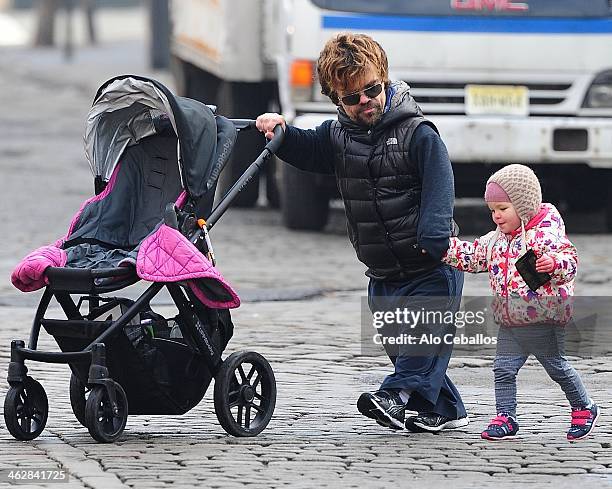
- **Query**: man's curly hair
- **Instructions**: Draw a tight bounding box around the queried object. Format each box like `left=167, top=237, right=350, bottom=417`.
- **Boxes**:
left=317, top=33, right=389, bottom=105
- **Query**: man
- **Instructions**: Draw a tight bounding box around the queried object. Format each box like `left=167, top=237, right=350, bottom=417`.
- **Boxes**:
left=256, top=33, right=468, bottom=432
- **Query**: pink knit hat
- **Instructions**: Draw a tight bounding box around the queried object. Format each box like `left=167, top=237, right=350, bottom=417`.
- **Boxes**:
left=484, top=182, right=510, bottom=203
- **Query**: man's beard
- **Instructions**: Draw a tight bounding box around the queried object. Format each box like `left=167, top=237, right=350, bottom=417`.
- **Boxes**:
left=354, top=101, right=384, bottom=127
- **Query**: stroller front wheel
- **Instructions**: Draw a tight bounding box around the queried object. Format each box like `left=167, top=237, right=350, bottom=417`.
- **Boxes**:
left=69, top=373, right=91, bottom=427
left=214, top=351, right=276, bottom=437
left=84, top=381, right=128, bottom=443
left=4, top=377, right=48, bottom=441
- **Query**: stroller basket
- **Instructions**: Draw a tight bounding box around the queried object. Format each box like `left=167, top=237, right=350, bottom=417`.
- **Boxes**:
left=41, top=310, right=227, bottom=416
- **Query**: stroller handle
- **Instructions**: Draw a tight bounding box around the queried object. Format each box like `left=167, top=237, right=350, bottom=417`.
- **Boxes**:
left=264, top=124, right=285, bottom=155
left=230, top=119, right=285, bottom=151
left=230, top=119, right=257, bottom=131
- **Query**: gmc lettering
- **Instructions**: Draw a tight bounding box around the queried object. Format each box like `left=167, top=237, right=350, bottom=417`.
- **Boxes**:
left=451, top=0, right=529, bottom=12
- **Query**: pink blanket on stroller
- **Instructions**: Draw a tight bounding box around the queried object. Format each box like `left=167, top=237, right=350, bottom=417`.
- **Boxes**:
left=11, top=225, right=240, bottom=310
left=137, top=224, right=240, bottom=309
left=11, top=245, right=68, bottom=292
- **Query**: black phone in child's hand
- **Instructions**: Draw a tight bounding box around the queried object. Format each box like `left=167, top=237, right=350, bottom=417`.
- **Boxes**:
left=515, top=249, right=551, bottom=292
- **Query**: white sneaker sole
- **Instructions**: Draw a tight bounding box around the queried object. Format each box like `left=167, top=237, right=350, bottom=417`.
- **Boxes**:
left=412, top=416, right=470, bottom=432
left=481, top=433, right=520, bottom=441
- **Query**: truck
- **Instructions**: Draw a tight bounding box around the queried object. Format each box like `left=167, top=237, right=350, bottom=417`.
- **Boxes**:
left=170, top=0, right=612, bottom=230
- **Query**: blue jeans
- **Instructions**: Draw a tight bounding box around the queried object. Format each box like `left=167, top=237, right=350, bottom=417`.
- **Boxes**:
left=494, top=325, right=590, bottom=417
left=368, top=265, right=467, bottom=419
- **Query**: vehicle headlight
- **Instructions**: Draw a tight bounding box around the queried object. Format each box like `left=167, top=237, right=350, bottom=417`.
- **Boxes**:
left=583, top=70, right=612, bottom=108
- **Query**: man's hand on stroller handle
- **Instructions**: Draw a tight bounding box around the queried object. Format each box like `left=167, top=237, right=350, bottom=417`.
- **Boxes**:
left=256, top=113, right=286, bottom=140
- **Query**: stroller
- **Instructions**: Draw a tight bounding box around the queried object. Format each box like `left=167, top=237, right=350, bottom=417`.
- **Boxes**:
left=6, top=75, right=284, bottom=443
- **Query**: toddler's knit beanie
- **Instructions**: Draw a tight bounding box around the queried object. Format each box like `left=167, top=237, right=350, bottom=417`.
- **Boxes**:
left=484, top=164, right=542, bottom=223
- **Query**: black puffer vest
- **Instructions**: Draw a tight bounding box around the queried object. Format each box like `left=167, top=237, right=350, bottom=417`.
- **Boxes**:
left=330, top=81, right=440, bottom=281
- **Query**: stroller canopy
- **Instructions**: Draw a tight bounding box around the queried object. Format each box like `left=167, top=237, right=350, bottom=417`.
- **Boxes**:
left=85, top=75, right=221, bottom=199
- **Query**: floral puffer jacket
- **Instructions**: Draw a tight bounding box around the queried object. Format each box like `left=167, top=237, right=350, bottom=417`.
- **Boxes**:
left=443, top=203, right=576, bottom=326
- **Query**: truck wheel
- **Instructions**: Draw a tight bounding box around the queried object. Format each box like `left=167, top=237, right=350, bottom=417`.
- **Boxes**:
left=280, top=163, right=330, bottom=231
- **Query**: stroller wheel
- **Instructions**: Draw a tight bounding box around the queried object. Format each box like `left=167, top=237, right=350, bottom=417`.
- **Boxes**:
left=4, top=377, right=48, bottom=441
left=69, top=373, right=91, bottom=427
left=84, top=381, right=128, bottom=443
left=214, top=351, right=276, bottom=437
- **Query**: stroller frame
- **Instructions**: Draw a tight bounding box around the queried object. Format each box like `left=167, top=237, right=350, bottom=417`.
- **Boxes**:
left=6, top=111, right=285, bottom=442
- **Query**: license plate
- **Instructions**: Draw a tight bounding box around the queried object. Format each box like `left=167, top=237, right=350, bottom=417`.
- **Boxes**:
left=465, top=84, right=529, bottom=116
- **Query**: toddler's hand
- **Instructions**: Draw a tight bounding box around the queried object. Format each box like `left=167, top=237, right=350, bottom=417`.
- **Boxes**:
left=535, top=254, right=555, bottom=273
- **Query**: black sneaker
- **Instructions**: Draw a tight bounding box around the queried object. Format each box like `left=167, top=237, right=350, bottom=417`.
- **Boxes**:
left=405, top=412, right=470, bottom=433
left=567, top=403, right=600, bottom=442
left=357, top=390, right=406, bottom=430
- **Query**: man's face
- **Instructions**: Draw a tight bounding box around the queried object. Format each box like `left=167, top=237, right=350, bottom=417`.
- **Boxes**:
left=337, top=65, right=386, bottom=127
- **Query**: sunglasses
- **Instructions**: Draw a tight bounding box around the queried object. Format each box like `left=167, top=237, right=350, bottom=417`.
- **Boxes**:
left=340, top=83, right=384, bottom=106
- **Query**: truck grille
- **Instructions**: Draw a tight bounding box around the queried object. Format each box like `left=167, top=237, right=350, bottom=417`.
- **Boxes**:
left=408, top=81, right=573, bottom=115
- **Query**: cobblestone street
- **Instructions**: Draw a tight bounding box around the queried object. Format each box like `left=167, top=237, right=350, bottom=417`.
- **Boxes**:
left=1, top=11, right=612, bottom=488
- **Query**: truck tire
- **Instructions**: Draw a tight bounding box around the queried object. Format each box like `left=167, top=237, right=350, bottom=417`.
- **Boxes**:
left=280, top=163, right=330, bottom=231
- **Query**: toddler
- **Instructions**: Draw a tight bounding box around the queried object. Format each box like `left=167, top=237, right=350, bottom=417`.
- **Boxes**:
left=443, top=164, right=599, bottom=441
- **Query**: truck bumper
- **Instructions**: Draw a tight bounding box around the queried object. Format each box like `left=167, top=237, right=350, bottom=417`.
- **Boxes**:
left=293, top=113, right=612, bottom=168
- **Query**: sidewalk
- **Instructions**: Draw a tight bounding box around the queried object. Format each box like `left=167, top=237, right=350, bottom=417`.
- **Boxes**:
left=1, top=297, right=611, bottom=489
left=0, top=5, right=173, bottom=95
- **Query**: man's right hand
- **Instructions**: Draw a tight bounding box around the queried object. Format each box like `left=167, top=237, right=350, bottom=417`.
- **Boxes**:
left=255, top=113, right=286, bottom=140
